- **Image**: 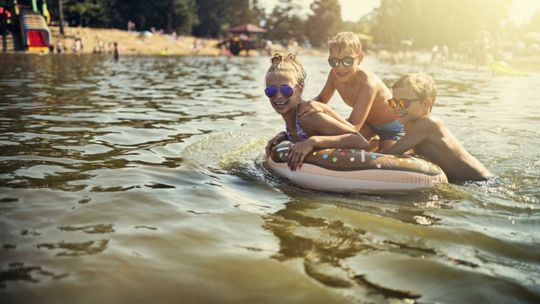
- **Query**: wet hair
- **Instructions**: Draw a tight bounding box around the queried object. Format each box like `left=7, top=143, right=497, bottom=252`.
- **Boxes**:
left=328, top=32, right=363, bottom=56
left=392, top=72, right=437, bottom=105
left=266, top=53, right=306, bottom=87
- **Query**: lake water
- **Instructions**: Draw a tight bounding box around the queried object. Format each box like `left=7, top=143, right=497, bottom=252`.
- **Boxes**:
left=0, top=53, right=539, bottom=303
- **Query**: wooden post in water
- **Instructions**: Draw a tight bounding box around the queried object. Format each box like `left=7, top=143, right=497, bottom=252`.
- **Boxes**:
left=57, top=0, right=64, bottom=36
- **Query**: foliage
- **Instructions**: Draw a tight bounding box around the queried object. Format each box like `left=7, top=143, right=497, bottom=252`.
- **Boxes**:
left=46, top=0, right=107, bottom=28
left=41, top=0, right=521, bottom=50
left=265, top=0, right=305, bottom=44
left=47, top=0, right=198, bottom=34
left=372, top=0, right=512, bottom=49
left=305, top=0, right=342, bottom=47
left=192, top=0, right=266, bottom=37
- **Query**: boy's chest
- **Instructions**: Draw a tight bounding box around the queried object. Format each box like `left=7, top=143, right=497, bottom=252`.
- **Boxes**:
left=334, top=84, right=360, bottom=107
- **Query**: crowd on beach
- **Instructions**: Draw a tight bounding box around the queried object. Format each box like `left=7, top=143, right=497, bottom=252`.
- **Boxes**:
left=43, top=20, right=218, bottom=58
left=264, top=32, right=492, bottom=183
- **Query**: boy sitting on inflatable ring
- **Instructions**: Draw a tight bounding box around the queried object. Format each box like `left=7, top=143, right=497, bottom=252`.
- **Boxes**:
left=382, top=73, right=491, bottom=182
left=264, top=53, right=370, bottom=171
left=300, top=32, right=404, bottom=152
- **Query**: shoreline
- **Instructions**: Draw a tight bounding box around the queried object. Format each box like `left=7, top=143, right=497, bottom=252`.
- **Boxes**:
left=44, top=26, right=322, bottom=57
left=8, top=26, right=539, bottom=72
left=49, top=26, right=222, bottom=56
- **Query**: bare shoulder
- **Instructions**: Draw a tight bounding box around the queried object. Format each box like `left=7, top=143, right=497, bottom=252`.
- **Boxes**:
left=413, top=115, right=445, bottom=133
left=301, top=100, right=327, bottom=112
left=424, top=115, right=445, bottom=127
left=355, top=68, right=374, bottom=86
left=359, top=69, right=390, bottom=97
left=299, top=107, right=326, bottom=129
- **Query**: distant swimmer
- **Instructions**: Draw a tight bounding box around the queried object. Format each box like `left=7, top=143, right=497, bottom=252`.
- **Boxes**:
left=113, top=42, right=119, bottom=61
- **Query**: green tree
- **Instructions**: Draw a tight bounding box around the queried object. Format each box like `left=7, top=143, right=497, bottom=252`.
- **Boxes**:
left=49, top=0, right=107, bottom=27
left=372, top=0, right=511, bottom=49
left=193, top=0, right=266, bottom=37
left=305, top=0, right=342, bottom=47
left=265, top=0, right=305, bottom=43
left=161, top=0, right=199, bottom=34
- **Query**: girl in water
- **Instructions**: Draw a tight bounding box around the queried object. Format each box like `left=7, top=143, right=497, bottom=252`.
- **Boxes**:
left=264, top=53, right=370, bottom=170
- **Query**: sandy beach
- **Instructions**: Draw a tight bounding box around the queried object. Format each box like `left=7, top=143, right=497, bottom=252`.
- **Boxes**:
left=50, top=26, right=223, bottom=56
left=46, top=26, right=320, bottom=57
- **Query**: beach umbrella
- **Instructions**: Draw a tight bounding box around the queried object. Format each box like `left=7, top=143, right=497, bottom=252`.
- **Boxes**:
left=229, top=23, right=267, bottom=34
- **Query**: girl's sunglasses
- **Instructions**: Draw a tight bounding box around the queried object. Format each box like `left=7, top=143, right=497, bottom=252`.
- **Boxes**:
left=328, top=56, right=356, bottom=68
left=265, top=84, right=294, bottom=98
left=387, top=98, right=422, bottom=109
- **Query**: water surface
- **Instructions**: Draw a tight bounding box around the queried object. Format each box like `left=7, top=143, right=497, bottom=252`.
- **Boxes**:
left=0, top=54, right=539, bottom=303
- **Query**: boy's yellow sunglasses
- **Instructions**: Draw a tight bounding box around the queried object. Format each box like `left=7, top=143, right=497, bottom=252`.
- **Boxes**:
left=387, top=97, right=422, bottom=109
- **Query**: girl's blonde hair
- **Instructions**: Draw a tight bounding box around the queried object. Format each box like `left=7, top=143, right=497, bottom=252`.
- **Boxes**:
left=266, top=53, right=306, bottom=87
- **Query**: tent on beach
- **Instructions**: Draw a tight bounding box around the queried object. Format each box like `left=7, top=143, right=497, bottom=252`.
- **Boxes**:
left=229, top=23, right=267, bottom=34
left=224, top=23, right=267, bottom=56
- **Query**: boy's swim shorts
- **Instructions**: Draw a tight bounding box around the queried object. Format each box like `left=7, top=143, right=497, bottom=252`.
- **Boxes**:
left=369, top=120, right=405, bottom=141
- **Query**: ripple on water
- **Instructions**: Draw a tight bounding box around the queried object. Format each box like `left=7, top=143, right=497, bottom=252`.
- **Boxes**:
left=1, top=55, right=539, bottom=303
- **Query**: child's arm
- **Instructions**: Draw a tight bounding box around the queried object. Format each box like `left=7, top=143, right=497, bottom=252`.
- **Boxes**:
left=287, top=112, right=370, bottom=170
left=298, top=74, right=336, bottom=117
left=265, top=131, right=288, bottom=157
left=313, top=73, right=336, bottom=103
left=348, top=86, right=376, bottom=132
left=382, top=119, right=431, bottom=155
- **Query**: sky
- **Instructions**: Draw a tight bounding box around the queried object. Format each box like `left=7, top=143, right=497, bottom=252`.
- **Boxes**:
left=259, top=0, right=540, bottom=25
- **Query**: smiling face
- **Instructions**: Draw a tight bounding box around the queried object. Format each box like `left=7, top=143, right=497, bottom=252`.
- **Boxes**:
left=328, top=48, right=364, bottom=83
left=391, top=85, right=432, bottom=123
left=265, top=71, right=302, bottom=115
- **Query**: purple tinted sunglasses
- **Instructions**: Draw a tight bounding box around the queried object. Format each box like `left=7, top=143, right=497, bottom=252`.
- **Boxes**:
left=264, top=85, right=294, bottom=98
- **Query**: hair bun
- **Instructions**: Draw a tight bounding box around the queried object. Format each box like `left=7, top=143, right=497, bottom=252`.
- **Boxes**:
left=271, top=53, right=283, bottom=64
left=286, top=54, right=297, bottom=61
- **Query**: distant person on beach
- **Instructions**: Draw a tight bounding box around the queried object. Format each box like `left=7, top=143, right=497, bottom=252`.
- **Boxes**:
left=72, top=36, right=83, bottom=54
left=382, top=72, right=491, bottom=182
left=113, top=42, right=119, bottom=61
left=127, top=20, right=135, bottom=32
left=264, top=53, right=370, bottom=170
left=95, top=37, right=105, bottom=54
left=301, top=32, right=404, bottom=152
left=56, top=40, right=67, bottom=54
left=430, top=44, right=450, bottom=65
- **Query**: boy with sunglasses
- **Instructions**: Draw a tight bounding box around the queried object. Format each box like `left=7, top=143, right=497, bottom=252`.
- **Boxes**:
left=303, top=32, right=404, bottom=151
left=383, top=72, right=491, bottom=182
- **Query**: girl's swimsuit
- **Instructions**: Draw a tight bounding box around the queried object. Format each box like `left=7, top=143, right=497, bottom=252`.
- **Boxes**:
left=285, top=103, right=309, bottom=142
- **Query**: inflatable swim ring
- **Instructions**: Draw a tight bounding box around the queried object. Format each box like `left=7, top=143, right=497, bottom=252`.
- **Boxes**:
left=489, top=61, right=528, bottom=76
left=266, top=142, right=448, bottom=194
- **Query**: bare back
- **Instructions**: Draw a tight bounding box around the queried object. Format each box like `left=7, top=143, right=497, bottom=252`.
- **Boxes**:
left=406, top=116, right=490, bottom=182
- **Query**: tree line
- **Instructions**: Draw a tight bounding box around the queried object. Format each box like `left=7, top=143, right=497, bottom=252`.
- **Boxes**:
left=42, top=0, right=341, bottom=47
left=43, top=0, right=540, bottom=49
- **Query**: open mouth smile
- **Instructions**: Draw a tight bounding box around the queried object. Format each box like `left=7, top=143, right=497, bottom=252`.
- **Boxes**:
left=272, top=99, right=289, bottom=110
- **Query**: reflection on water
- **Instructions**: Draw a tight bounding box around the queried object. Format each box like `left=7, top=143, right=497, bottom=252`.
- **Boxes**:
left=0, top=54, right=539, bottom=303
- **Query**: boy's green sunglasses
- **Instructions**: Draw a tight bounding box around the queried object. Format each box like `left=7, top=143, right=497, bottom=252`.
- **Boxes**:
left=328, top=56, right=356, bottom=68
